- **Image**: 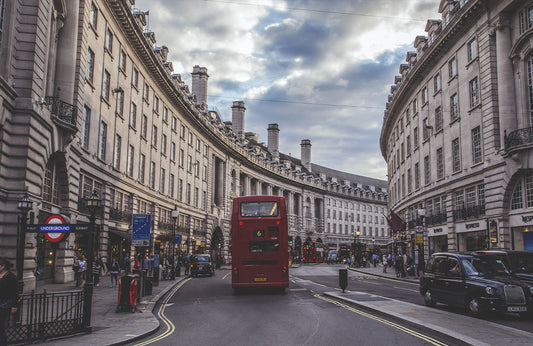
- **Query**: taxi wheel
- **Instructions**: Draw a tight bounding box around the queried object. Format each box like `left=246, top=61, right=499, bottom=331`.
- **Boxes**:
left=423, top=290, right=436, bottom=307
left=467, top=297, right=481, bottom=317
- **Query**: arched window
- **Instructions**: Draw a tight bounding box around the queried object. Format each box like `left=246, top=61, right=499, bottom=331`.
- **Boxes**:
left=43, top=160, right=60, bottom=205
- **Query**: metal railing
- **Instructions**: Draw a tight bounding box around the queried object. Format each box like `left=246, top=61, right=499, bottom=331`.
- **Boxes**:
left=505, top=127, right=533, bottom=152
left=109, top=208, right=133, bottom=223
left=45, top=96, right=77, bottom=127
left=7, top=289, right=87, bottom=344
left=453, top=204, right=485, bottom=221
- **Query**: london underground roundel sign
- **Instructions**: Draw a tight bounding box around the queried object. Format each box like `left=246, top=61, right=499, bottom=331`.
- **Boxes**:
left=42, top=214, right=69, bottom=242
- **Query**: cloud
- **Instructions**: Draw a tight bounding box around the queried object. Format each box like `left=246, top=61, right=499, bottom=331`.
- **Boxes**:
left=133, top=0, right=440, bottom=180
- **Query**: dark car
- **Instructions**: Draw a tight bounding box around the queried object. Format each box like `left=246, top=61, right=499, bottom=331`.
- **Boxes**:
left=473, top=250, right=533, bottom=284
left=190, top=254, right=215, bottom=277
left=419, top=252, right=533, bottom=318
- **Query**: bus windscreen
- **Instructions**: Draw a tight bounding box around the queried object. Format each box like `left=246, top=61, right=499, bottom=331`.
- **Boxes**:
left=240, top=201, right=278, bottom=217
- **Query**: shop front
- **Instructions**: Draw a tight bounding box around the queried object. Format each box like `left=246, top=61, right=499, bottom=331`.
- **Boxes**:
left=509, top=214, right=533, bottom=250
left=456, top=220, right=489, bottom=251
left=427, top=226, right=448, bottom=254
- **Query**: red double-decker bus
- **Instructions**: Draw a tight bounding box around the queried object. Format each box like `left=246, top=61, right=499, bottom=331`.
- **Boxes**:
left=231, top=195, right=289, bottom=292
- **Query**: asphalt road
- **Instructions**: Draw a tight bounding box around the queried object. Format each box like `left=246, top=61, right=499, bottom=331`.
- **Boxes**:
left=128, top=266, right=462, bottom=346
left=291, top=264, right=533, bottom=334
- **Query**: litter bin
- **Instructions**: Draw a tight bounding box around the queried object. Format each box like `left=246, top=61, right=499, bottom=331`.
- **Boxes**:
left=339, top=269, right=348, bottom=292
left=144, top=275, right=153, bottom=296
left=116, top=274, right=139, bottom=313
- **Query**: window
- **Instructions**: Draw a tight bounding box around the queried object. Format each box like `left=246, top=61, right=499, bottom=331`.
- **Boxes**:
left=150, top=161, right=156, bottom=189
left=179, top=149, right=184, bottom=167
left=528, top=57, right=533, bottom=124
left=178, top=179, right=183, bottom=202
left=406, top=135, right=411, bottom=156
left=141, top=114, right=148, bottom=138
left=152, top=125, right=158, bottom=148
left=413, top=127, right=419, bottom=149
left=412, top=98, right=417, bottom=115
left=450, top=93, right=458, bottom=121
left=105, top=29, right=113, bottom=53
left=81, top=106, right=91, bottom=150
left=195, top=160, right=200, bottom=177
left=117, top=90, right=124, bottom=115
left=98, top=121, right=107, bottom=160
left=436, top=147, right=444, bottom=179
left=143, top=82, right=150, bottom=101
left=160, top=168, right=165, bottom=193
left=188, top=132, right=193, bottom=146
left=163, top=107, right=168, bottom=123
left=452, top=137, right=461, bottom=172
left=90, top=2, right=98, bottom=29
left=171, top=142, right=176, bottom=161
left=172, top=116, right=178, bottom=132
left=119, top=49, right=127, bottom=71
left=43, top=160, right=60, bottom=205
left=102, top=70, right=110, bottom=101
left=407, top=168, right=412, bottom=193
left=169, top=173, right=175, bottom=198
left=527, top=175, right=533, bottom=208
left=130, top=102, right=137, bottom=128
left=87, top=48, right=95, bottom=84
left=512, top=183, right=524, bottom=210
left=132, top=68, right=139, bottom=89
left=154, top=96, right=159, bottom=113
left=467, top=38, right=477, bottom=61
left=187, top=155, right=192, bottom=172
left=415, top=162, right=420, bottom=189
left=469, top=77, right=479, bottom=108
left=510, top=174, right=533, bottom=210
left=186, top=183, right=191, bottom=204
left=162, top=134, right=167, bottom=155
left=434, top=73, right=441, bottom=92
left=180, top=125, right=186, bottom=139
left=422, top=86, right=428, bottom=105
left=435, top=106, right=442, bottom=132
left=519, top=4, right=533, bottom=34
left=139, top=154, right=146, bottom=184
left=448, top=57, right=457, bottom=79
left=424, top=155, right=430, bottom=185
left=472, top=126, right=482, bottom=164
left=423, top=118, right=430, bottom=140
left=114, top=134, right=121, bottom=170
left=127, top=145, right=134, bottom=177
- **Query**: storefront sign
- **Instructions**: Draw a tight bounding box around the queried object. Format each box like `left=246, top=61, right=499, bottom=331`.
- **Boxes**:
left=456, top=221, right=484, bottom=233
left=428, top=226, right=449, bottom=236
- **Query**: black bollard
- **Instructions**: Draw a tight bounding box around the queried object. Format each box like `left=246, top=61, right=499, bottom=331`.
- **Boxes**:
left=339, top=268, right=348, bottom=292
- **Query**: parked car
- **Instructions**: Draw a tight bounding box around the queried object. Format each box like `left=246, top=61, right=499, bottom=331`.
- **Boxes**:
left=473, top=250, right=533, bottom=284
left=190, top=254, right=215, bottom=277
left=419, top=252, right=533, bottom=318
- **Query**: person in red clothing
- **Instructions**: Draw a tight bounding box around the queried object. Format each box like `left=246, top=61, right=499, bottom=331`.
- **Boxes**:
left=0, top=257, right=18, bottom=346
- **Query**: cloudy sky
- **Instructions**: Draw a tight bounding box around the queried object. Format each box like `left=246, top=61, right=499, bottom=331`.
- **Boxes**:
left=134, top=0, right=440, bottom=180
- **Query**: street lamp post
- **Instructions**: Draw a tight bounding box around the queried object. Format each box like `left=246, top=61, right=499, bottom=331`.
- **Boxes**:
left=354, top=230, right=360, bottom=267
left=171, top=210, right=179, bottom=279
left=16, top=194, right=33, bottom=310
left=83, top=190, right=101, bottom=329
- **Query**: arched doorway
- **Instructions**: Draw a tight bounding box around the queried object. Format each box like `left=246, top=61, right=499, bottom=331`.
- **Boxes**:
left=210, top=227, right=224, bottom=267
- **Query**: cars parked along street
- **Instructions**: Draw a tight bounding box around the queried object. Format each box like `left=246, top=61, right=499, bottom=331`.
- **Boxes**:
left=420, top=252, right=533, bottom=318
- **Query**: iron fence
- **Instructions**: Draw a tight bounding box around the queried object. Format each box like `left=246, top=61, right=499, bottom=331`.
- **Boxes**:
left=7, top=289, right=88, bottom=345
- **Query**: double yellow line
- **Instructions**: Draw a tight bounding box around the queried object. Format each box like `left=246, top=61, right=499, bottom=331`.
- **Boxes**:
left=314, top=294, right=448, bottom=346
left=134, top=278, right=192, bottom=346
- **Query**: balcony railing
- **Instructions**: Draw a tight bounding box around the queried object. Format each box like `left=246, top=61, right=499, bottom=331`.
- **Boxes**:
left=505, top=127, right=533, bottom=152
left=453, top=204, right=485, bottom=221
left=45, top=96, right=78, bottom=131
left=425, top=212, right=447, bottom=227
left=109, top=208, right=133, bottom=223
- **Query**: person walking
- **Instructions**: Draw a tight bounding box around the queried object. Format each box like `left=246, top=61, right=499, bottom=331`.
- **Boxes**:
left=123, top=253, right=131, bottom=275
left=0, top=257, right=18, bottom=346
left=92, top=255, right=102, bottom=287
left=382, top=254, right=388, bottom=273
left=77, top=255, right=86, bottom=288
left=109, top=257, right=120, bottom=288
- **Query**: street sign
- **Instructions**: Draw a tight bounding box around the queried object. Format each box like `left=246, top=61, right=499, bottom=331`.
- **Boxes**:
left=42, top=214, right=68, bottom=242
left=132, top=214, right=151, bottom=246
left=175, top=234, right=182, bottom=244
left=416, top=226, right=424, bottom=233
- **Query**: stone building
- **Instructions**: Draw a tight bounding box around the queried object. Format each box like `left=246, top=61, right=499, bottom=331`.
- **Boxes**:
left=0, top=0, right=386, bottom=291
left=380, top=0, right=533, bottom=259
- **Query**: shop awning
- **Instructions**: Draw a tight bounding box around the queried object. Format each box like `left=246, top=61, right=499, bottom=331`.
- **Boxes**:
left=109, top=229, right=131, bottom=241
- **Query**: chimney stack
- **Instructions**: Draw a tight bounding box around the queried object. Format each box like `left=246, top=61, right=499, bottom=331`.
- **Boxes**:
left=300, top=139, right=312, bottom=172
left=267, top=123, right=280, bottom=160
left=191, top=65, right=209, bottom=105
left=232, top=101, right=246, bottom=140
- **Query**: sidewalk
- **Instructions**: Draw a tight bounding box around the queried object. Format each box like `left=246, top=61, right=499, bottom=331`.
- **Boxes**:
left=34, top=269, right=188, bottom=346
left=347, top=263, right=419, bottom=283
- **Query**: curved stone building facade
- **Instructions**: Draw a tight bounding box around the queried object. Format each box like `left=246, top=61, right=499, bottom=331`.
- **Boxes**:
left=380, top=0, right=533, bottom=260
left=0, top=0, right=387, bottom=290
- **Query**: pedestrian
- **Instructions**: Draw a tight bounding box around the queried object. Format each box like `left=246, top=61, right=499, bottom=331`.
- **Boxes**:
left=184, top=255, right=190, bottom=275
left=92, top=255, right=102, bottom=287
left=0, top=257, right=18, bottom=346
left=382, top=254, right=388, bottom=273
left=72, top=254, right=80, bottom=285
left=123, top=253, right=131, bottom=275
left=109, top=257, right=120, bottom=288
left=77, top=255, right=86, bottom=288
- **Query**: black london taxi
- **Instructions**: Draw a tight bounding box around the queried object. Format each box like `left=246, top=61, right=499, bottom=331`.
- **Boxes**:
left=190, top=254, right=215, bottom=277
left=473, top=250, right=533, bottom=284
left=419, top=252, right=533, bottom=318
